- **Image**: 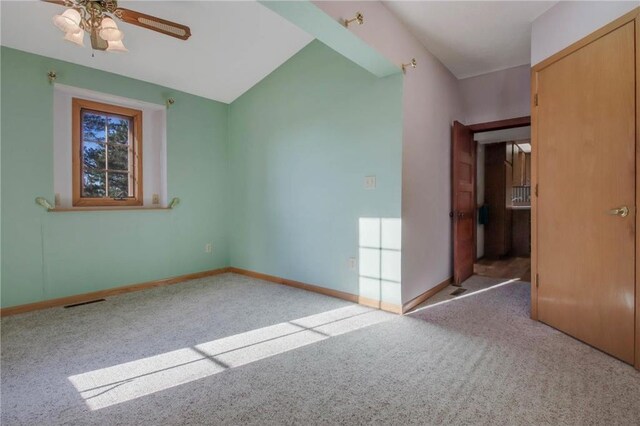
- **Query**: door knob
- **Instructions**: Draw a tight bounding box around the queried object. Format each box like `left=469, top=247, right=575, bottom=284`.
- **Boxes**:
left=607, top=206, right=629, bottom=217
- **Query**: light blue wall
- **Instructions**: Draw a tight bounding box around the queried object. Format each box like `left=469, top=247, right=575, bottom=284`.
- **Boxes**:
left=1, top=47, right=230, bottom=308
left=228, top=41, right=403, bottom=299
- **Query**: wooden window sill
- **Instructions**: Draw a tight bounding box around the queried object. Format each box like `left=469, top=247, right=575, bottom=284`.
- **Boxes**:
left=36, top=197, right=179, bottom=212
left=48, top=206, right=172, bottom=212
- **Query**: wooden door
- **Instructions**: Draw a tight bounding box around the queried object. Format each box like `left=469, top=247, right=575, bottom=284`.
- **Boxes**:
left=536, top=22, right=635, bottom=363
left=452, top=121, right=476, bottom=285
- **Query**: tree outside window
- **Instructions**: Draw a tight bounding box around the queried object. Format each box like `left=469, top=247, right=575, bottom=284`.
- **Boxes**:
left=72, top=98, right=143, bottom=206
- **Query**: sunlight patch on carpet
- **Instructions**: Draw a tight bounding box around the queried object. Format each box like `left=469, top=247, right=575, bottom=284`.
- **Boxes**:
left=411, top=278, right=522, bottom=313
left=68, top=304, right=392, bottom=410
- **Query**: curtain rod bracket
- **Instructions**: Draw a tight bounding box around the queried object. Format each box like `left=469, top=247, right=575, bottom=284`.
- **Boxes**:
left=35, top=197, right=54, bottom=211
left=402, top=58, right=417, bottom=74
left=168, top=197, right=180, bottom=209
left=343, top=12, right=364, bottom=28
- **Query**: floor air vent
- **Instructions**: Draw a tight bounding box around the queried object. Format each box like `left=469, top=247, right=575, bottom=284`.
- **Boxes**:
left=64, top=299, right=106, bottom=309
left=450, top=288, right=467, bottom=297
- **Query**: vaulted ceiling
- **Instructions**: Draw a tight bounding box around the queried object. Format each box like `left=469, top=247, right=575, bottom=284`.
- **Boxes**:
left=1, top=1, right=563, bottom=100
left=1, top=1, right=313, bottom=103
left=383, top=1, right=558, bottom=79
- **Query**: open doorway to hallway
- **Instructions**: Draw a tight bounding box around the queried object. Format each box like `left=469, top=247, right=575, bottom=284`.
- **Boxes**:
left=452, top=117, right=531, bottom=285
left=475, top=128, right=531, bottom=282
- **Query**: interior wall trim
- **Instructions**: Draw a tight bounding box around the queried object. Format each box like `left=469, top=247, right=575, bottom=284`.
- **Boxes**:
left=4, top=267, right=452, bottom=318
left=468, top=116, right=531, bottom=133
left=228, top=267, right=403, bottom=314
left=402, top=276, right=452, bottom=314
left=634, top=4, right=640, bottom=372
left=0, top=267, right=231, bottom=317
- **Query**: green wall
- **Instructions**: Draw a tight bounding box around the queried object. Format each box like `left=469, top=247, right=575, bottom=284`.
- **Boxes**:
left=0, top=47, right=230, bottom=308
left=1, top=41, right=402, bottom=309
left=228, top=41, right=403, bottom=299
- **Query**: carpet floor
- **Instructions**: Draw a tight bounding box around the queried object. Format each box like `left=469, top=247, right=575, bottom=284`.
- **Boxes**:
left=1, top=273, right=639, bottom=425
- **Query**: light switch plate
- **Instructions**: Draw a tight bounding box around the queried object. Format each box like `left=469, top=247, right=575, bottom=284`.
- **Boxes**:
left=152, top=194, right=160, bottom=205
left=364, top=176, right=376, bottom=189
left=348, top=257, right=357, bottom=270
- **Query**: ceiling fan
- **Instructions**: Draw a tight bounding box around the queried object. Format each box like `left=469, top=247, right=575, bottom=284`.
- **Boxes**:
left=43, top=0, right=191, bottom=52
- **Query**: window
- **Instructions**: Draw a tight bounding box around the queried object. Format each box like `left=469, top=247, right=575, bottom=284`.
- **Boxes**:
left=72, top=98, right=143, bottom=206
left=54, top=86, right=166, bottom=208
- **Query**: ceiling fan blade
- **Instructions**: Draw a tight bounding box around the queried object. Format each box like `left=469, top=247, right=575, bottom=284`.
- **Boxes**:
left=114, top=8, right=191, bottom=40
left=41, top=0, right=68, bottom=5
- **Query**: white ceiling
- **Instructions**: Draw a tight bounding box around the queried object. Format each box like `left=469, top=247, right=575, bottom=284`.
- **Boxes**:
left=475, top=126, right=530, bottom=144
left=1, top=1, right=313, bottom=103
left=383, top=1, right=557, bottom=79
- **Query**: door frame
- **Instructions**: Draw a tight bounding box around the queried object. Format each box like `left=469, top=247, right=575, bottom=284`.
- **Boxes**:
left=530, top=7, right=640, bottom=369
left=469, top=117, right=531, bottom=261
left=452, top=116, right=531, bottom=282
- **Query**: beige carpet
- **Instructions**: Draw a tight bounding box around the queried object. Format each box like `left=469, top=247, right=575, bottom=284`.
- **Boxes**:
left=1, top=273, right=639, bottom=425
left=411, top=274, right=516, bottom=310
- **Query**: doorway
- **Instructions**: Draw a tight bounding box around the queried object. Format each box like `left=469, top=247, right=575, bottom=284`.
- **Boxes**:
left=451, top=117, right=530, bottom=285
left=476, top=132, right=531, bottom=281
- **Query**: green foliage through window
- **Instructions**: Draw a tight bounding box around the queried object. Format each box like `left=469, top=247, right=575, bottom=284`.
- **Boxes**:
left=81, top=109, right=133, bottom=199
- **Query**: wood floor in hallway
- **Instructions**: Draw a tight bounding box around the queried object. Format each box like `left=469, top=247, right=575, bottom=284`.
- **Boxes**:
left=474, top=256, right=531, bottom=281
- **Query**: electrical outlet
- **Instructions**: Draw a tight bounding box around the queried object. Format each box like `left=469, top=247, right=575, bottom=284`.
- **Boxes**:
left=364, top=176, right=376, bottom=189
left=348, top=257, right=357, bottom=270
left=152, top=194, right=160, bottom=205
left=205, top=243, right=213, bottom=253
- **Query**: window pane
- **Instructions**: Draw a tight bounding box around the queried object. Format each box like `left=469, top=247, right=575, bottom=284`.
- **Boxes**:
left=107, top=116, right=130, bottom=145
left=82, top=171, right=106, bottom=197
left=108, top=145, right=129, bottom=171
left=108, top=172, right=129, bottom=198
left=82, top=142, right=106, bottom=170
left=82, top=112, right=106, bottom=142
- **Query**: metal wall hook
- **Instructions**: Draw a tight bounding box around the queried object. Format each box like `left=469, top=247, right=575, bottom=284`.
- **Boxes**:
left=47, top=71, right=57, bottom=84
left=166, top=98, right=175, bottom=108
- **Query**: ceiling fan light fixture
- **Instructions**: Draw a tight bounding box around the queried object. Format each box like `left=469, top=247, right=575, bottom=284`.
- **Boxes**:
left=99, top=17, right=124, bottom=42
left=106, top=39, right=128, bottom=53
left=48, top=2, right=191, bottom=52
left=63, top=28, right=85, bottom=46
left=52, top=8, right=82, bottom=34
